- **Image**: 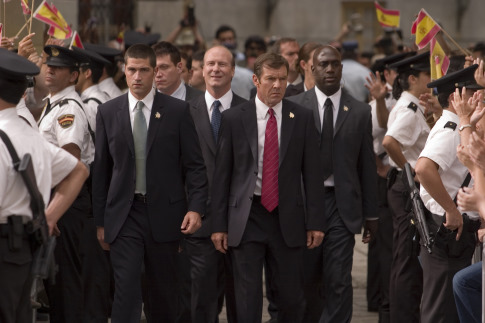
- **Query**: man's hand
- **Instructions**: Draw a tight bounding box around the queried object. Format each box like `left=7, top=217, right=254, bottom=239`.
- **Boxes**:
left=457, top=144, right=475, bottom=171
left=457, top=186, right=484, bottom=213
left=0, top=37, right=15, bottom=50
left=365, top=72, right=387, bottom=101
left=211, top=232, right=228, bottom=254
left=306, top=230, right=324, bottom=249
left=469, top=91, right=485, bottom=128
left=474, top=59, right=485, bottom=88
left=362, top=219, right=378, bottom=244
left=444, top=208, right=464, bottom=241
left=96, top=227, right=110, bottom=251
left=181, top=211, right=202, bottom=234
left=17, top=33, right=36, bottom=58
left=478, top=228, right=485, bottom=243
left=452, top=87, right=475, bottom=123
left=468, top=132, right=485, bottom=172
left=419, top=93, right=442, bottom=116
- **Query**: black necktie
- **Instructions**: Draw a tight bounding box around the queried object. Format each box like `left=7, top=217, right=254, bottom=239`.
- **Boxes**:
left=211, top=100, right=222, bottom=143
left=322, top=98, right=334, bottom=179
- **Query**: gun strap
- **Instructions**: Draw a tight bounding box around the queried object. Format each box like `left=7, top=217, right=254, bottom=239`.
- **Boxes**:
left=0, top=130, right=21, bottom=171
left=453, top=172, right=472, bottom=204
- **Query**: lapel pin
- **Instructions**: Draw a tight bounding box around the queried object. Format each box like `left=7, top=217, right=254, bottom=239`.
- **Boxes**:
left=155, top=112, right=161, bottom=119
left=343, top=106, right=349, bottom=112
left=289, top=112, right=294, bottom=118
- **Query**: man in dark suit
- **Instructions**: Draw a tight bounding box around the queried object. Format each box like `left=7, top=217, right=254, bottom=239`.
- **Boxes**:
left=211, top=52, right=326, bottom=322
left=187, top=45, right=246, bottom=323
left=289, top=45, right=377, bottom=323
left=92, top=44, right=207, bottom=322
left=152, top=41, right=202, bottom=101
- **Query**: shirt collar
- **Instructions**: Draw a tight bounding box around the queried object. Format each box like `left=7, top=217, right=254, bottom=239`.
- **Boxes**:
left=170, top=81, right=186, bottom=100
left=48, top=85, right=77, bottom=103
left=128, top=87, right=155, bottom=112
left=81, top=84, right=100, bottom=100
left=205, top=89, right=233, bottom=110
left=314, top=86, right=341, bottom=110
left=255, top=95, right=282, bottom=119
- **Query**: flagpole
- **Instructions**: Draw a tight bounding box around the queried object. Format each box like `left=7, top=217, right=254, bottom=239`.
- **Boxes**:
left=15, top=17, right=32, bottom=39
left=3, top=1, right=6, bottom=37
left=29, top=0, right=35, bottom=34
left=421, top=8, right=471, bottom=56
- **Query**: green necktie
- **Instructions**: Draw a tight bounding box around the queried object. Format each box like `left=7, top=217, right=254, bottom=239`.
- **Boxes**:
left=133, top=101, right=147, bottom=194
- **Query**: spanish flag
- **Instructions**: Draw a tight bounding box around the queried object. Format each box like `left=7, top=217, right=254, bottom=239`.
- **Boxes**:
left=69, top=31, right=84, bottom=49
left=411, top=9, right=441, bottom=50
left=375, top=2, right=400, bottom=28
left=20, top=0, right=30, bottom=15
left=430, top=38, right=449, bottom=80
left=33, top=1, right=72, bottom=39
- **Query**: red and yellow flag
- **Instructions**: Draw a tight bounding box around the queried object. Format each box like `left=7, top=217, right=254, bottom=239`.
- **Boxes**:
left=0, top=23, right=3, bottom=40
left=430, top=38, right=450, bottom=80
left=411, top=9, right=441, bottom=49
left=375, top=2, right=400, bottom=28
left=33, top=1, right=72, bottom=39
left=20, top=0, right=30, bottom=15
left=69, top=31, right=84, bottom=49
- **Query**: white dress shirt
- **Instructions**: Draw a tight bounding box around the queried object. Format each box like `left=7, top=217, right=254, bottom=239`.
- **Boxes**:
left=315, top=86, right=341, bottom=187
left=254, top=95, right=282, bottom=195
left=170, top=81, right=187, bottom=101
left=128, top=87, right=155, bottom=130
left=205, top=90, right=233, bottom=122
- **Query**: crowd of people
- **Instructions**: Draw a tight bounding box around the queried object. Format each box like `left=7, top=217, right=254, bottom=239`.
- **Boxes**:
left=2, top=9, right=485, bottom=323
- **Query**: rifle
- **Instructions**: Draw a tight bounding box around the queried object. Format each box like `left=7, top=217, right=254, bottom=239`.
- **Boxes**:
left=402, top=162, right=434, bottom=254
left=0, top=130, right=57, bottom=309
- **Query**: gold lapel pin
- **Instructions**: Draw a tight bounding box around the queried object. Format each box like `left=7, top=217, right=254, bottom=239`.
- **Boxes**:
left=155, top=112, right=161, bottom=119
left=289, top=112, right=294, bottom=118
left=343, top=106, right=349, bottom=112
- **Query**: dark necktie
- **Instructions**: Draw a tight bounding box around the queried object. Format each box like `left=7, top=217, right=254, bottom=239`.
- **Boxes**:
left=133, top=101, right=147, bottom=194
left=211, top=100, right=222, bottom=143
left=261, top=108, right=279, bottom=212
left=322, top=98, right=334, bottom=179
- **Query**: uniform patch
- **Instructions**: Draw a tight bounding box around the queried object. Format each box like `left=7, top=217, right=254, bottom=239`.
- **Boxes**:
left=407, top=102, right=418, bottom=112
left=57, top=114, right=75, bottom=128
left=444, top=121, right=457, bottom=131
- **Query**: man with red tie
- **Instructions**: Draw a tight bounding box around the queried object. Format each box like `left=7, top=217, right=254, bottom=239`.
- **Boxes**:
left=211, top=52, right=325, bottom=322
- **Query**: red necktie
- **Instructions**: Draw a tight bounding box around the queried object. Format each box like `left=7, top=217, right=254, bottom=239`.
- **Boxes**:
left=261, top=108, right=279, bottom=212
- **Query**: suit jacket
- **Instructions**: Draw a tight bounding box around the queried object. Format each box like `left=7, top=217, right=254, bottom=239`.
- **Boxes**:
left=284, top=82, right=304, bottom=98
left=188, top=92, right=247, bottom=238
left=185, top=84, right=203, bottom=102
left=211, top=99, right=325, bottom=248
left=93, top=91, right=208, bottom=244
left=288, top=88, right=377, bottom=234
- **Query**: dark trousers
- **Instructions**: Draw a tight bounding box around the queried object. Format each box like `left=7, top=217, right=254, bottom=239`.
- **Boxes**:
left=110, top=200, right=179, bottom=323
left=367, top=176, right=393, bottom=323
left=47, top=187, right=91, bottom=323
left=176, top=239, right=192, bottom=323
left=185, top=237, right=238, bottom=323
left=80, top=217, right=110, bottom=323
left=0, top=229, right=32, bottom=323
left=388, top=180, right=422, bottom=323
left=231, top=200, right=305, bottom=322
left=320, top=189, right=355, bottom=323
left=420, top=215, right=476, bottom=323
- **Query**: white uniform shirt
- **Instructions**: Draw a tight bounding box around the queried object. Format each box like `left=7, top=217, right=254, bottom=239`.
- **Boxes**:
left=254, top=95, right=282, bottom=195
left=16, top=98, right=39, bottom=131
left=205, top=90, right=233, bottom=122
left=419, top=110, right=478, bottom=219
left=0, top=108, right=77, bottom=223
left=81, top=84, right=109, bottom=133
left=98, top=77, right=123, bottom=99
left=386, top=91, right=429, bottom=169
left=38, top=85, right=94, bottom=166
left=370, top=83, right=396, bottom=162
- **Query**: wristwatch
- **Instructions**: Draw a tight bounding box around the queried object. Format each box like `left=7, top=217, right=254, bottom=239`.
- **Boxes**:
left=459, top=124, right=472, bottom=132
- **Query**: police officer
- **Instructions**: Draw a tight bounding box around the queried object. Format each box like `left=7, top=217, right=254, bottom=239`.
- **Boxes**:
left=382, top=51, right=431, bottom=323
left=0, top=48, right=88, bottom=323
left=415, top=64, right=482, bottom=323
left=38, top=45, right=95, bottom=323
left=84, top=43, right=124, bottom=99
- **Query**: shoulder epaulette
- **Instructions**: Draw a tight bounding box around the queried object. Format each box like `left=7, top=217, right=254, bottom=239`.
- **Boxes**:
left=58, top=99, right=69, bottom=107
left=444, top=121, right=457, bottom=131
left=407, top=102, right=417, bottom=112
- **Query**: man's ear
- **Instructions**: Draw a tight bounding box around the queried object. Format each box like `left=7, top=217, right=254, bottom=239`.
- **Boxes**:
left=252, top=74, right=259, bottom=87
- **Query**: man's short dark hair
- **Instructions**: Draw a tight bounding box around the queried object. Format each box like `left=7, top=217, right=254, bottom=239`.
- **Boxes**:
left=244, top=35, right=267, bottom=52
left=151, top=41, right=181, bottom=66
left=124, top=44, right=156, bottom=68
left=215, top=25, right=236, bottom=40
left=180, top=51, right=192, bottom=70
left=297, top=41, right=321, bottom=74
left=81, top=65, right=103, bottom=84
left=253, top=53, right=289, bottom=80
left=0, top=76, right=28, bottom=105
left=192, top=49, right=206, bottom=63
left=270, top=38, right=297, bottom=55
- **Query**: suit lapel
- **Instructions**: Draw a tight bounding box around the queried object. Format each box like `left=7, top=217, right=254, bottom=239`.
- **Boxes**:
left=307, top=88, right=321, bottom=134
left=279, top=101, right=295, bottom=166
left=117, top=95, right=134, bottom=155
left=194, top=97, right=217, bottom=154
left=334, top=91, right=352, bottom=136
left=146, top=93, right=165, bottom=155
left=241, top=101, right=258, bottom=165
